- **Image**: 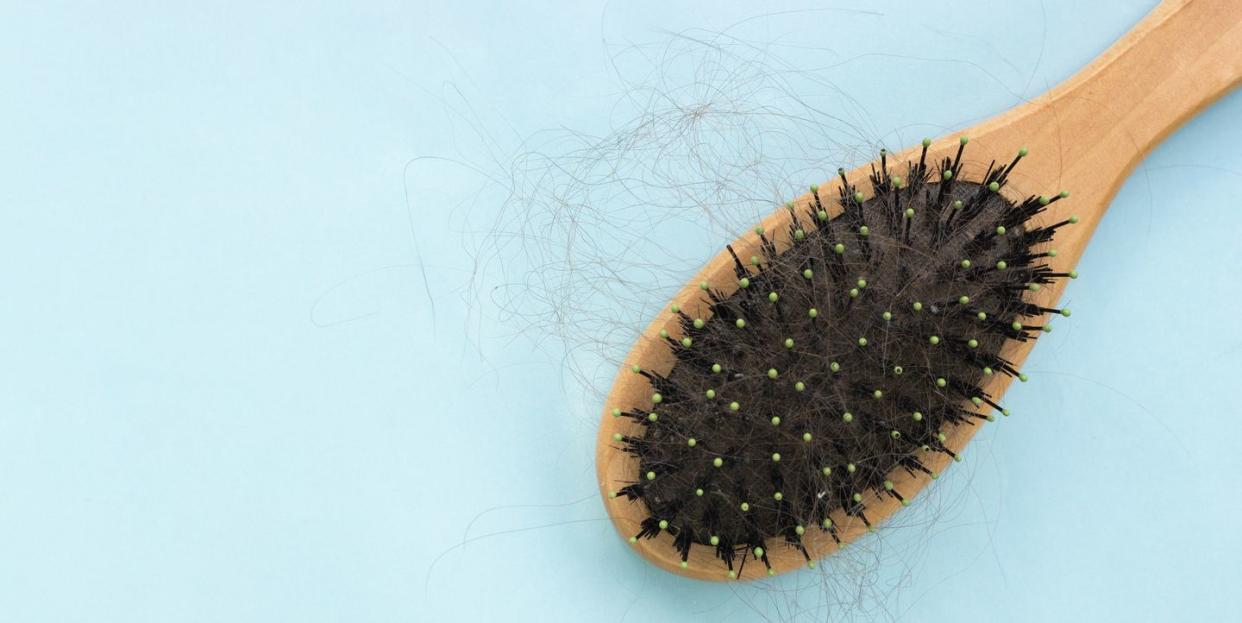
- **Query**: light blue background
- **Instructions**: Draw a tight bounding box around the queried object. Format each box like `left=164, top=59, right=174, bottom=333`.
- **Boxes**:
left=2, top=1, right=1240, bottom=621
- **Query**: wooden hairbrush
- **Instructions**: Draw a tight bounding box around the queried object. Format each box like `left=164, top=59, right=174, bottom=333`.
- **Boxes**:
left=597, top=0, right=1242, bottom=580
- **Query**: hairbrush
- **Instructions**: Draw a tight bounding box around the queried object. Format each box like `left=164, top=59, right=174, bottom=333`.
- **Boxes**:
left=595, top=0, right=1242, bottom=580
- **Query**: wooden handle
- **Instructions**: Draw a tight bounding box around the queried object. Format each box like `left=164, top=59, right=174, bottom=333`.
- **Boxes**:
left=967, top=0, right=1242, bottom=236
left=598, top=0, right=1242, bottom=581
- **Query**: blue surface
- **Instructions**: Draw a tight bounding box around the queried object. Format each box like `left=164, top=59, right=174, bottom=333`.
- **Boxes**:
left=2, top=1, right=1240, bottom=621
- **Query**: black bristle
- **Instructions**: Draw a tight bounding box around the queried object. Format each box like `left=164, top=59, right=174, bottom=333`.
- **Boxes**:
left=615, top=145, right=1074, bottom=577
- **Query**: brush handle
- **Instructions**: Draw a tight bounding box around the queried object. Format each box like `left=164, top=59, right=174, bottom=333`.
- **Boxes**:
left=968, top=0, right=1242, bottom=239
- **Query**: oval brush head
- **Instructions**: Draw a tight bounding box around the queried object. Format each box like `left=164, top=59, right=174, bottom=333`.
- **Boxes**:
left=600, top=139, right=1078, bottom=580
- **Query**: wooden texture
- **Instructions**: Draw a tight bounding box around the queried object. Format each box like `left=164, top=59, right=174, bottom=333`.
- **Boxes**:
left=597, top=0, right=1242, bottom=581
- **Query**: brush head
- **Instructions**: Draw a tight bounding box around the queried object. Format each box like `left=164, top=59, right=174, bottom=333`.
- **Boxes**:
left=606, top=140, right=1076, bottom=578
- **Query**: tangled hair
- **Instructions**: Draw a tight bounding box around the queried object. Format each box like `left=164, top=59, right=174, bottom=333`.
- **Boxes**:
left=442, top=13, right=1068, bottom=619
left=611, top=141, right=1076, bottom=577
